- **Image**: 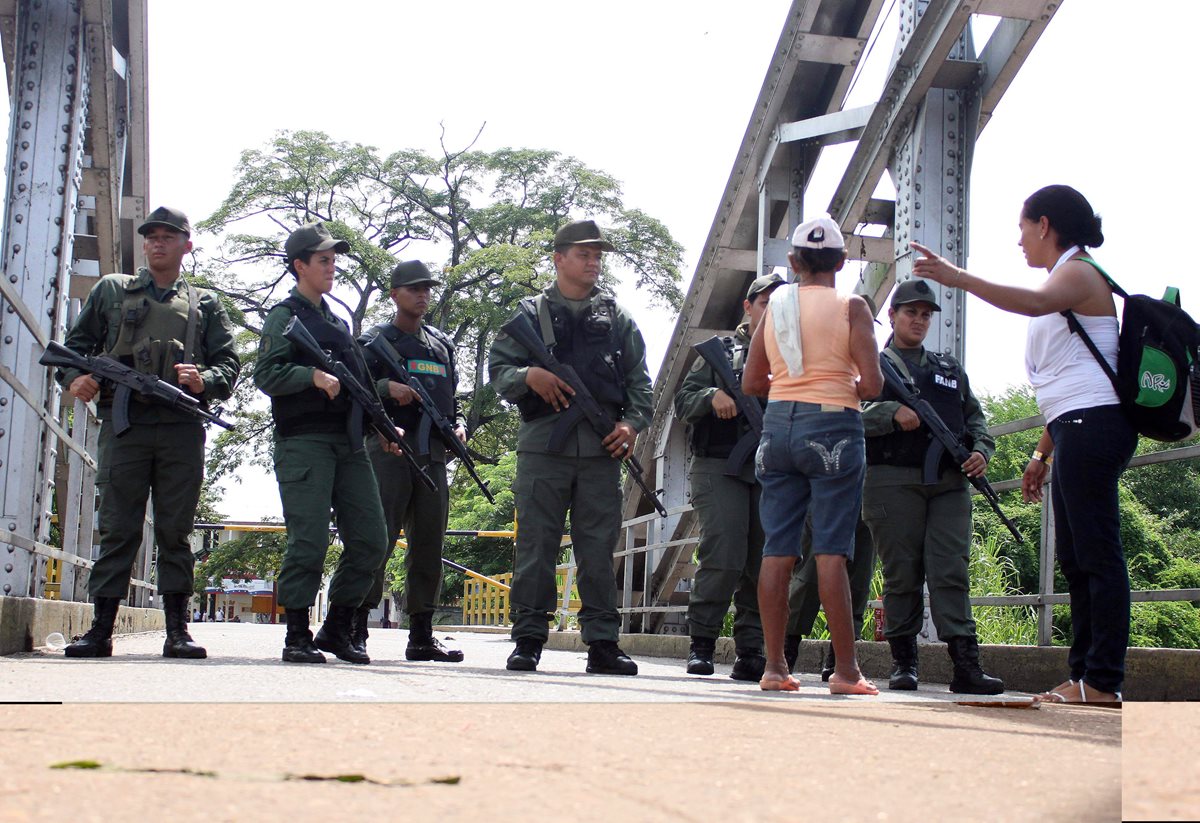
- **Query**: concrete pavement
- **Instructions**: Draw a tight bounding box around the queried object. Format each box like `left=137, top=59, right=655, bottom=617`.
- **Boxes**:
left=3, top=622, right=1035, bottom=704
left=4, top=624, right=1192, bottom=821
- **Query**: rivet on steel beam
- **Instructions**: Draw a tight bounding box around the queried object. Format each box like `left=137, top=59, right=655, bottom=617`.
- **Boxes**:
left=21, top=121, right=30, bottom=129
left=3, top=337, right=10, bottom=344
left=14, top=215, right=22, bottom=224
left=8, top=276, right=16, bottom=284
left=25, top=81, right=33, bottom=90
left=23, top=101, right=32, bottom=110
left=20, top=142, right=28, bottom=150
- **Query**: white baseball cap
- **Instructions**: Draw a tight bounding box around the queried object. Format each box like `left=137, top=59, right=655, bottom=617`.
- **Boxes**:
left=791, top=214, right=845, bottom=250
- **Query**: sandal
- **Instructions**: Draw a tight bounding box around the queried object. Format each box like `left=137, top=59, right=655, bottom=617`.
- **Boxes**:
left=1035, top=680, right=1122, bottom=706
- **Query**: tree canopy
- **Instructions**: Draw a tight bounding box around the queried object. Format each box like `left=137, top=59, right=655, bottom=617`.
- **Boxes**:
left=193, top=128, right=684, bottom=487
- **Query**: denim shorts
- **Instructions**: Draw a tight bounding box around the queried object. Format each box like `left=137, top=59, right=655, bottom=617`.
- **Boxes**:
left=755, top=401, right=865, bottom=559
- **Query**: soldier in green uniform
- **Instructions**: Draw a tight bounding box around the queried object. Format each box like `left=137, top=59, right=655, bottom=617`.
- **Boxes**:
left=254, top=222, right=390, bottom=665
left=488, top=220, right=652, bottom=675
left=57, top=206, right=240, bottom=660
left=674, top=273, right=782, bottom=680
left=861, top=279, right=1003, bottom=694
left=356, top=260, right=464, bottom=663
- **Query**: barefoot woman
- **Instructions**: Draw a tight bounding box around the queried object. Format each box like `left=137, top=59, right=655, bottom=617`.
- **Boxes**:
left=912, top=185, right=1135, bottom=704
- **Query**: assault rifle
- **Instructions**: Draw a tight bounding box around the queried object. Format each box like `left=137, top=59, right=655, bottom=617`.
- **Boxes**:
left=693, top=335, right=764, bottom=475
left=364, top=334, right=496, bottom=504
left=879, top=355, right=1024, bottom=543
left=282, top=317, right=436, bottom=492
left=500, top=311, right=668, bottom=518
left=40, top=340, right=235, bottom=436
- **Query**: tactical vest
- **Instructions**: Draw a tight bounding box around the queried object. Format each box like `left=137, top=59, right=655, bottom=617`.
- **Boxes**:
left=106, top=276, right=202, bottom=384
left=867, top=348, right=967, bottom=471
left=270, top=296, right=368, bottom=438
left=514, top=295, right=626, bottom=422
left=689, top=336, right=762, bottom=458
left=369, top=322, right=456, bottom=436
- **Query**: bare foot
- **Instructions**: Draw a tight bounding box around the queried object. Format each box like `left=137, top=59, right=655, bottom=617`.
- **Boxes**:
left=829, top=673, right=879, bottom=695
left=760, top=672, right=801, bottom=691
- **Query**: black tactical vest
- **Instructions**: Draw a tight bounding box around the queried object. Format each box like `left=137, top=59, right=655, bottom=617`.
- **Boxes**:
left=515, top=295, right=626, bottom=421
left=270, top=297, right=368, bottom=438
left=866, top=348, right=967, bottom=471
left=688, top=336, right=762, bottom=458
left=367, top=322, right=456, bottom=436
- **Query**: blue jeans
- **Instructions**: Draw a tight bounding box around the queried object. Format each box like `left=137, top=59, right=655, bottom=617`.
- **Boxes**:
left=756, top=401, right=865, bottom=559
left=1048, top=403, right=1137, bottom=694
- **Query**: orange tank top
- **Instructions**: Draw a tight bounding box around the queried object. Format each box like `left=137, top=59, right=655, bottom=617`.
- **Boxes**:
left=763, top=285, right=859, bottom=409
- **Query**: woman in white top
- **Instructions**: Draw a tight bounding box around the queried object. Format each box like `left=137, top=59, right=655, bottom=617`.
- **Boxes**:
left=911, top=185, right=1136, bottom=704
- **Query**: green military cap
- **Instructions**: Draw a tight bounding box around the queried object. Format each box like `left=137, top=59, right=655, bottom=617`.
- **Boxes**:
left=138, top=206, right=191, bottom=236
left=746, top=272, right=785, bottom=302
left=553, top=219, right=615, bottom=252
left=390, top=260, right=441, bottom=289
left=890, top=279, right=942, bottom=312
left=285, top=222, right=351, bottom=264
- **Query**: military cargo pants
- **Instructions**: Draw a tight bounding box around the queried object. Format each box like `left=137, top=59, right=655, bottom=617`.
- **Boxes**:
left=861, top=466, right=976, bottom=639
left=274, top=434, right=387, bottom=609
left=364, top=441, right=449, bottom=615
left=787, top=516, right=876, bottom=638
left=510, top=452, right=621, bottom=645
left=685, top=457, right=764, bottom=648
left=89, top=419, right=205, bottom=598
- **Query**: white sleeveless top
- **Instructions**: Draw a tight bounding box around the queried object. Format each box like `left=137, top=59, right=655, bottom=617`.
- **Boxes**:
left=1024, top=246, right=1119, bottom=423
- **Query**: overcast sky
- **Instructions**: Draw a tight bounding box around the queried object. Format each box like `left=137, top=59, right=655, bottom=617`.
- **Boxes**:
left=10, top=0, right=1194, bottom=519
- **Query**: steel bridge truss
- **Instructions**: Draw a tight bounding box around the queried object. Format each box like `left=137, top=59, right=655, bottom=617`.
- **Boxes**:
left=0, top=0, right=149, bottom=604
left=624, top=0, right=1064, bottom=632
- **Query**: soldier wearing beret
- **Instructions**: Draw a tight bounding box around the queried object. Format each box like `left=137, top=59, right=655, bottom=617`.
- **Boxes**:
left=861, top=278, right=1003, bottom=693
left=254, top=222, right=390, bottom=665
left=355, top=260, right=465, bottom=663
left=58, top=206, right=240, bottom=660
left=488, top=220, right=652, bottom=675
left=673, top=273, right=783, bottom=680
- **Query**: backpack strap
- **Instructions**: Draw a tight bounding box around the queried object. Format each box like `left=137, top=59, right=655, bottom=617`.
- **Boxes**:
left=1076, top=256, right=1129, bottom=299
left=1060, top=255, right=1123, bottom=394
left=1061, top=309, right=1119, bottom=393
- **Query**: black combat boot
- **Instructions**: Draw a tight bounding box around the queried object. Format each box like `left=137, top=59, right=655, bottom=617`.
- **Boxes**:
left=783, top=634, right=802, bottom=674
left=506, top=637, right=543, bottom=671
left=586, top=640, right=638, bottom=675
left=820, top=644, right=837, bottom=682
left=947, top=635, right=1005, bottom=695
left=282, top=608, right=325, bottom=664
left=162, top=593, right=207, bottom=659
left=351, top=606, right=371, bottom=655
left=64, top=597, right=120, bottom=658
left=687, top=636, right=716, bottom=675
left=406, top=611, right=464, bottom=662
left=729, top=647, right=766, bottom=682
left=315, top=605, right=371, bottom=664
left=888, top=635, right=919, bottom=690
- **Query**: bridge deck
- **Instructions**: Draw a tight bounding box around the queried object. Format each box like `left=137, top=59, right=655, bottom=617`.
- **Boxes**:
left=6, top=625, right=1187, bottom=821
left=3, top=622, right=1039, bottom=703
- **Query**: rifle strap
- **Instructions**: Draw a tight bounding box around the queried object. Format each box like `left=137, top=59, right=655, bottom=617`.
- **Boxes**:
left=531, top=295, right=557, bottom=348
left=182, top=279, right=200, bottom=366
left=881, top=347, right=915, bottom=384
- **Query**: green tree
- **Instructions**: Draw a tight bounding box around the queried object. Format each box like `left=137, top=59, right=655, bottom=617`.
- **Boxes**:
left=192, top=129, right=683, bottom=486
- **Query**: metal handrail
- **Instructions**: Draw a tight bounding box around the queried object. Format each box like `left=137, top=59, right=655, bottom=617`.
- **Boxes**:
left=608, top=416, right=1200, bottom=646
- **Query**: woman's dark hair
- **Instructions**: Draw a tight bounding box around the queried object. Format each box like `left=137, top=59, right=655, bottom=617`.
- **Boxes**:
left=793, top=247, right=845, bottom=274
left=1022, top=185, right=1104, bottom=249
left=287, top=249, right=316, bottom=277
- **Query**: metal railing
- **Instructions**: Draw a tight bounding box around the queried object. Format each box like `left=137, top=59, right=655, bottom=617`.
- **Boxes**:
left=602, top=413, right=1200, bottom=646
